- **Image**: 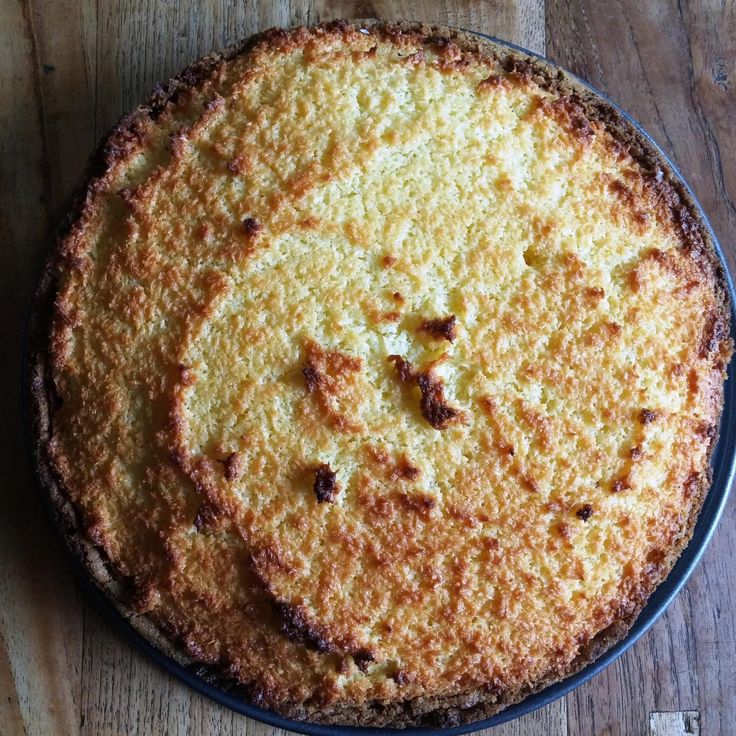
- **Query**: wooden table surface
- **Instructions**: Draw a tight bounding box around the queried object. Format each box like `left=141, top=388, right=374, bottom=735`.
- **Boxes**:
left=1, top=1, right=734, bottom=734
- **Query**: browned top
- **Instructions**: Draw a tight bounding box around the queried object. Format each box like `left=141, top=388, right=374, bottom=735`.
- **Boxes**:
left=31, top=19, right=732, bottom=728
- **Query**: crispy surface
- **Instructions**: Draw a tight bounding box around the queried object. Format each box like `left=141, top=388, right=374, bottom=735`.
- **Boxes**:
left=32, top=20, right=732, bottom=727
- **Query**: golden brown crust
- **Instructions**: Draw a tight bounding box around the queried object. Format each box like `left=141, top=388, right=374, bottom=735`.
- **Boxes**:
left=29, top=18, right=732, bottom=729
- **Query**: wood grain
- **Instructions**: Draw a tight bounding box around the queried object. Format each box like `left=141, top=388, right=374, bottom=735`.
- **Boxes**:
left=650, top=711, right=700, bottom=736
left=0, top=0, right=87, bottom=734
left=0, top=1, right=732, bottom=734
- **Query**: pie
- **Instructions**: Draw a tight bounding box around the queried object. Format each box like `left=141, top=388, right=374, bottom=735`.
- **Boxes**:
left=29, top=20, right=732, bottom=728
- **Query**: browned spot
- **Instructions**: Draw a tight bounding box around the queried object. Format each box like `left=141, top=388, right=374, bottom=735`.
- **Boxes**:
left=629, top=446, right=643, bottom=461
left=382, top=254, right=397, bottom=268
left=640, top=409, right=657, bottom=424
left=117, top=186, right=136, bottom=204
left=502, top=56, right=534, bottom=85
left=169, top=127, right=191, bottom=158
left=700, top=309, right=728, bottom=359
left=197, top=222, right=212, bottom=241
left=561, top=252, right=586, bottom=278
left=302, top=340, right=364, bottom=432
left=628, top=265, right=643, bottom=293
left=679, top=279, right=702, bottom=296
left=518, top=401, right=553, bottom=451
left=495, top=173, right=514, bottom=193
left=285, top=160, right=329, bottom=199
left=687, top=368, right=701, bottom=399
left=532, top=216, right=555, bottom=239
left=642, top=169, right=711, bottom=257
left=545, top=500, right=566, bottom=514
left=271, top=600, right=334, bottom=653
left=584, top=286, right=605, bottom=302
left=609, top=178, right=636, bottom=207
left=358, top=491, right=393, bottom=519
left=607, top=177, right=651, bottom=228
left=420, top=314, right=457, bottom=342
left=643, top=551, right=667, bottom=584
left=353, top=649, right=375, bottom=672
left=403, top=50, right=425, bottom=66
left=683, top=471, right=701, bottom=500
left=395, top=456, right=420, bottom=480
left=425, top=35, right=453, bottom=50
left=299, top=216, right=321, bottom=229
left=388, top=354, right=416, bottom=384
left=392, top=291, right=405, bottom=304
left=364, top=444, right=391, bottom=466
left=428, top=38, right=470, bottom=71
left=227, top=156, right=247, bottom=175
left=576, top=504, right=593, bottom=522
left=646, top=248, right=668, bottom=266
left=540, top=96, right=595, bottom=143
left=314, top=463, right=339, bottom=503
left=478, top=396, right=497, bottom=415
left=478, top=73, right=511, bottom=91
left=643, top=247, right=687, bottom=280
left=399, top=492, right=436, bottom=516
left=670, top=362, right=685, bottom=378
left=224, top=452, right=244, bottom=482
left=695, top=421, right=717, bottom=442
left=131, top=581, right=160, bottom=615
left=417, top=371, right=463, bottom=430
left=243, top=217, right=262, bottom=237
left=364, top=445, right=421, bottom=483
left=611, top=476, right=630, bottom=493
left=366, top=305, right=402, bottom=324
left=478, top=396, right=515, bottom=457
left=521, top=475, right=541, bottom=493
left=446, top=503, right=480, bottom=528
left=302, top=363, right=320, bottom=393
left=178, top=363, right=195, bottom=386
left=392, top=670, right=412, bottom=686
left=193, top=503, right=219, bottom=532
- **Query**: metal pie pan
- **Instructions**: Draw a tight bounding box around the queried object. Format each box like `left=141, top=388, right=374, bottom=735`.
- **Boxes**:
left=27, top=26, right=736, bottom=736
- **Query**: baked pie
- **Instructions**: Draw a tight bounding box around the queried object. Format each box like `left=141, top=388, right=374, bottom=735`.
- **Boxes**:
left=30, top=20, right=732, bottom=728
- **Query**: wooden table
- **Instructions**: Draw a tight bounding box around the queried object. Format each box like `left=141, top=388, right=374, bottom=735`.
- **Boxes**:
left=1, top=1, right=734, bottom=734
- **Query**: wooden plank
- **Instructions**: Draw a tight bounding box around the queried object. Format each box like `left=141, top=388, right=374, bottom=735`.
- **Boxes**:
left=0, top=0, right=96, bottom=734
left=80, top=606, right=241, bottom=736
left=546, top=1, right=736, bottom=734
left=561, top=594, right=700, bottom=736
left=312, top=0, right=545, bottom=54
left=28, top=0, right=97, bottom=215
left=650, top=711, right=700, bottom=736
left=98, top=3, right=258, bottom=133
left=673, top=0, right=736, bottom=721
left=0, top=630, right=26, bottom=736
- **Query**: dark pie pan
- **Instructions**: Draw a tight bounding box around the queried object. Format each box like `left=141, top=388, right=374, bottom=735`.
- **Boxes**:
left=27, top=27, right=736, bottom=736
